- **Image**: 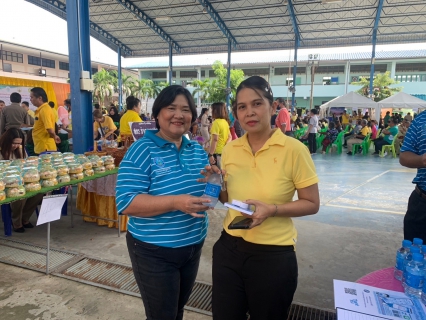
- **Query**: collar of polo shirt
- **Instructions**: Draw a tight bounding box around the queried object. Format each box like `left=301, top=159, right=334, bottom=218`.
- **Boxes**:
left=232, top=129, right=286, bottom=152
left=145, top=129, right=193, bottom=149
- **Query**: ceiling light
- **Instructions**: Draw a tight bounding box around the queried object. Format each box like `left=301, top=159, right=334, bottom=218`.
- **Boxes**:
left=202, top=7, right=208, bottom=14
left=155, top=16, right=170, bottom=21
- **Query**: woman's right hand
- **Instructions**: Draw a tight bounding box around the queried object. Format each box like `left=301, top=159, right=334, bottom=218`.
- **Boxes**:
left=173, top=195, right=211, bottom=218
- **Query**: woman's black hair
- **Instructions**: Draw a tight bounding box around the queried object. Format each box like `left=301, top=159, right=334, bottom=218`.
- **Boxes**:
left=0, top=128, right=25, bottom=160
left=152, top=85, right=197, bottom=130
left=233, top=76, right=274, bottom=117
left=200, top=108, right=208, bottom=117
left=126, top=96, right=141, bottom=111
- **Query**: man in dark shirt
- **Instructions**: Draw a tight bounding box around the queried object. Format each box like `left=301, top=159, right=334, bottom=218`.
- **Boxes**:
left=0, top=92, right=29, bottom=134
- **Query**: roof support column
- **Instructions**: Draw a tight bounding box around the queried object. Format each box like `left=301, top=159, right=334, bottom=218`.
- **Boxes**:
left=66, top=0, right=94, bottom=154
left=370, top=0, right=385, bottom=102
left=291, top=38, right=299, bottom=112
left=118, top=47, right=123, bottom=111
left=344, top=61, right=351, bottom=94
left=168, top=43, right=173, bottom=85
left=226, top=40, right=232, bottom=108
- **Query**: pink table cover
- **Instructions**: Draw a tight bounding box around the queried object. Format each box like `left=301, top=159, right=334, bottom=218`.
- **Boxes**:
left=356, top=267, right=404, bottom=292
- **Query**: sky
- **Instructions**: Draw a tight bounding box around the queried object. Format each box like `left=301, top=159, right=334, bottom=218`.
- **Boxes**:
left=1, top=0, right=426, bottom=69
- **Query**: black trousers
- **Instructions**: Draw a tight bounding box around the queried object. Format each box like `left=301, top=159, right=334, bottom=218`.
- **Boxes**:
left=212, top=231, right=298, bottom=320
left=404, top=188, right=426, bottom=242
left=308, top=133, right=317, bottom=154
left=126, top=233, right=204, bottom=320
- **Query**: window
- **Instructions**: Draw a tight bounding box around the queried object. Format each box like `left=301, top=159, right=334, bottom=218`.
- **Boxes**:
left=92, top=68, right=98, bottom=75
left=274, top=67, right=304, bottom=75
left=28, top=55, right=55, bottom=68
left=201, top=70, right=205, bottom=77
left=323, top=77, right=331, bottom=85
left=1, top=50, right=23, bottom=63
left=286, top=78, right=293, bottom=86
left=152, top=71, right=176, bottom=79
left=241, top=68, right=270, bottom=77
left=396, top=74, right=424, bottom=82
left=396, top=63, right=426, bottom=72
left=209, top=70, right=216, bottom=77
left=59, top=62, right=69, bottom=71
left=180, top=71, right=198, bottom=78
left=350, top=64, right=387, bottom=73
left=315, top=65, right=345, bottom=74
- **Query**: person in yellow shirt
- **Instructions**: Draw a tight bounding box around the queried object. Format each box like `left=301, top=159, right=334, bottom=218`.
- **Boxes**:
left=120, top=95, right=142, bottom=136
left=30, top=87, right=60, bottom=154
left=93, top=110, right=117, bottom=140
left=346, top=119, right=369, bottom=155
left=208, top=102, right=230, bottom=167
left=201, top=76, right=319, bottom=319
left=341, top=110, right=350, bottom=129
left=21, top=101, right=35, bottom=122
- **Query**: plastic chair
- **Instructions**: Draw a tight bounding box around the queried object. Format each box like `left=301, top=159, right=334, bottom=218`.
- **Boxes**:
left=326, top=131, right=344, bottom=154
left=352, top=134, right=371, bottom=155
left=380, top=137, right=397, bottom=158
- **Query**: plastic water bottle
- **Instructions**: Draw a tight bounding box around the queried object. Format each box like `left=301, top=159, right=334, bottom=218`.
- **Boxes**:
left=202, top=173, right=222, bottom=208
left=423, top=245, right=426, bottom=258
left=394, top=240, right=412, bottom=281
left=413, top=238, right=423, bottom=251
left=402, top=246, right=420, bottom=288
left=422, top=279, right=426, bottom=306
left=404, top=253, right=425, bottom=298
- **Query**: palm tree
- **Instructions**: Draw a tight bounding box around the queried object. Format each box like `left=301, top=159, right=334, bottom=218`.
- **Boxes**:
left=351, top=71, right=402, bottom=102
left=192, top=79, right=211, bottom=103
left=93, top=69, right=114, bottom=106
left=131, top=79, right=151, bottom=101
left=109, top=70, right=135, bottom=103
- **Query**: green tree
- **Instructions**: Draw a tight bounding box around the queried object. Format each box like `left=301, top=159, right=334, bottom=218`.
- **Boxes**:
left=351, top=71, right=402, bottom=102
left=192, top=79, right=212, bottom=103
left=207, top=60, right=245, bottom=103
left=93, top=68, right=114, bottom=106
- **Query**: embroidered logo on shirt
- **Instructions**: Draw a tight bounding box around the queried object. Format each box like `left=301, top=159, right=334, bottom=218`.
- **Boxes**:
left=153, top=157, right=165, bottom=168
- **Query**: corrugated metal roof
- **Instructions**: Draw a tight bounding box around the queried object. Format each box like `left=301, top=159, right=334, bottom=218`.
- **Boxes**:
left=126, top=49, right=426, bottom=69
left=25, top=0, right=426, bottom=58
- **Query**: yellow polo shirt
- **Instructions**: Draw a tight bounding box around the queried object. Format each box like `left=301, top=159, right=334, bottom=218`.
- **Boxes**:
left=221, top=129, right=319, bottom=246
left=210, top=118, right=230, bottom=154
left=120, top=110, right=142, bottom=136
left=27, top=109, right=35, bottom=119
left=341, top=113, right=350, bottom=124
left=33, top=103, right=57, bottom=154
left=94, top=115, right=117, bottom=136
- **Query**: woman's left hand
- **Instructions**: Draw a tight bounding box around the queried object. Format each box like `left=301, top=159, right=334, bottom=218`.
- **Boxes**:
left=243, top=199, right=275, bottom=229
left=198, top=165, right=223, bottom=183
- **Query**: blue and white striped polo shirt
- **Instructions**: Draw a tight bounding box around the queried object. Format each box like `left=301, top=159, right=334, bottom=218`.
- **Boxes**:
left=401, top=111, right=426, bottom=190
left=116, top=130, right=209, bottom=248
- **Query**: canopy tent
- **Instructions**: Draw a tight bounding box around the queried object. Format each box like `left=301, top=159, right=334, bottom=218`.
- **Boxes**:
left=319, top=91, right=378, bottom=119
left=377, top=92, right=426, bottom=111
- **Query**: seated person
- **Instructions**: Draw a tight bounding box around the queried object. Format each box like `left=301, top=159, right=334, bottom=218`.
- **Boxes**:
left=346, top=119, right=369, bottom=155
left=320, top=122, right=339, bottom=154
left=343, top=120, right=362, bottom=147
left=373, top=117, right=398, bottom=155
left=368, top=121, right=377, bottom=140
left=334, top=120, right=343, bottom=132
left=93, top=110, right=117, bottom=142
left=395, top=119, right=410, bottom=155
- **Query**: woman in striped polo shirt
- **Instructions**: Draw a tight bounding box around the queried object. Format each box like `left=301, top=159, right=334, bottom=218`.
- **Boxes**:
left=116, top=85, right=212, bottom=320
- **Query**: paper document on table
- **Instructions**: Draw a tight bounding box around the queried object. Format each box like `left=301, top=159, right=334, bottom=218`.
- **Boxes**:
left=334, top=280, right=426, bottom=320
left=337, top=309, right=384, bottom=320
left=36, top=195, right=67, bottom=226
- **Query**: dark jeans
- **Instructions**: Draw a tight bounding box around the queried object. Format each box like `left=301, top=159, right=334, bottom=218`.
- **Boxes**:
left=308, top=133, right=317, bottom=154
left=374, top=139, right=390, bottom=152
left=404, top=188, right=426, bottom=242
left=212, top=231, right=298, bottom=320
left=126, top=233, right=204, bottom=320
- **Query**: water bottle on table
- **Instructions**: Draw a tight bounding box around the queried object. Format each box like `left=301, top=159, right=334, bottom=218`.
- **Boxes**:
left=404, top=253, right=425, bottom=298
left=412, top=238, right=423, bottom=251
left=402, top=246, right=421, bottom=288
left=422, top=280, right=426, bottom=306
left=394, top=240, right=412, bottom=281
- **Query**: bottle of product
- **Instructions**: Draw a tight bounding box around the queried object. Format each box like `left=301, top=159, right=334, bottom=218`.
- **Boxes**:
left=404, top=253, right=425, bottom=298
left=402, top=246, right=421, bottom=288
left=202, top=173, right=222, bottom=208
left=413, top=238, right=423, bottom=251
left=423, top=245, right=426, bottom=259
left=394, top=240, right=412, bottom=281
left=422, top=279, right=426, bottom=306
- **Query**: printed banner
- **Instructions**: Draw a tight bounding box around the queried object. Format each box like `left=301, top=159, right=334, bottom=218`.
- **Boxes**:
left=0, top=85, right=36, bottom=111
left=130, top=121, right=156, bottom=140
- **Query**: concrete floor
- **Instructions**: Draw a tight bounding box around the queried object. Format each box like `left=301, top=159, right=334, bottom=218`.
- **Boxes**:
left=0, top=152, right=417, bottom=319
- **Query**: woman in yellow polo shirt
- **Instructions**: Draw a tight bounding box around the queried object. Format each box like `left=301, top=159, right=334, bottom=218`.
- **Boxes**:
left=207, top=102, right=230, bottom=167
left=119, top=96, right=142, bottom=136
left=210, top=76, right=320, bottom=319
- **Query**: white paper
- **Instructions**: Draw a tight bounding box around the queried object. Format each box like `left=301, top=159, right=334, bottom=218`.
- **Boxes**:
left=36, top=195, right=67, bottom=226
left=224, top=202, right=254, bottom=215
left=334, top=280, right=426, bottom=320
left=337, top=309, right=384, bottom=320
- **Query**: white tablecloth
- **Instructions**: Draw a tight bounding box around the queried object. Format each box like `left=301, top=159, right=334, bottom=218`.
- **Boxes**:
left=80, top=174, right=117, bottom=197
